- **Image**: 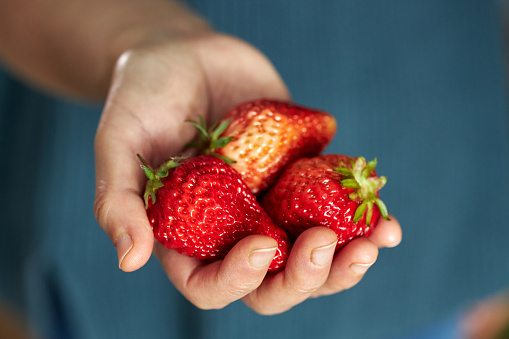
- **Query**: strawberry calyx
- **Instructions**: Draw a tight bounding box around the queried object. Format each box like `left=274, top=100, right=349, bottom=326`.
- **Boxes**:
left=137, top=154, right=181, bottom=209
left=185, top=116, right=236, bottom=164
left=334, top=157, right=389, bottom=227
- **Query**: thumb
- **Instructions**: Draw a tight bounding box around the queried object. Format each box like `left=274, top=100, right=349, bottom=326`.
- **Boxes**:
left=93, top=45, right=208, bottom=271
left=94, top=132, right=155, bottom=272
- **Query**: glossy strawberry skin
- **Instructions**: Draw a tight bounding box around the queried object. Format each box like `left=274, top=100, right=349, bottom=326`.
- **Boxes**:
left=215, top=99, right=337, bottom=195
left=261, top=155, right=382, bottom=248
left=146, top=155, right=290, bottom=272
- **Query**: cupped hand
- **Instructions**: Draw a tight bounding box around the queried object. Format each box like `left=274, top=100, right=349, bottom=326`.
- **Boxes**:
left=93, top=30, right=402, bottom=314
left=155, top=216, right=400, bottom=315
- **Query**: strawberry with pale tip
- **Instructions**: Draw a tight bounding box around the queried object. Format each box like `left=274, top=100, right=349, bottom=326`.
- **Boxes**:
left=187, top=99, right=337, bottom=195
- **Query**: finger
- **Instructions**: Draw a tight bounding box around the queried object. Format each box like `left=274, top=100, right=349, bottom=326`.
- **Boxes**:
left=368, top=214, right=402, bottom=248
left=155, top=235, right=279, bottom=310
left=242, top=227, right=338, bottom=315
left=311, top=237, right=379, bottom=298
left=94, top=80, right=158, bottom=272
left=94, top=47, right=208, bottom=271
left=94, top=127, right=155, bottom=272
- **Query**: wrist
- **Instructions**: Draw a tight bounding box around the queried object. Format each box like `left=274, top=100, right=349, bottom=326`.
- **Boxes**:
left=0, top=0, right=212, bottom=101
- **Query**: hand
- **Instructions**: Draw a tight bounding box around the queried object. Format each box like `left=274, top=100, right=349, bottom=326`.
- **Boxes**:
left=94, top=31, right=290, bottom=269
left=460, top=291, right=509, bottom=339
left=93, top=30, right=402, bottom=314
left=2, top=0, right=402, bottom=315
left=156, top=216, right=401, bottom=315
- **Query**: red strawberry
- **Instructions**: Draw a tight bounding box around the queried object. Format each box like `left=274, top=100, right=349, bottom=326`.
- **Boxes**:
left=139, top=154, right=290, bottom=272
left=262, top=155, right=389, bottom=247
left=187, top=99, right=337, bottom=195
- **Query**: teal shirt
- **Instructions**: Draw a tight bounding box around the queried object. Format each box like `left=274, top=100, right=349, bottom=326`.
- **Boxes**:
left=1, top=1, right=508, bottom=338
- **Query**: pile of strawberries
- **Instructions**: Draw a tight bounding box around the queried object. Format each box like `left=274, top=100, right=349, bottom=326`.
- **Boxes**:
left=139, top=99, right=389, bottom=272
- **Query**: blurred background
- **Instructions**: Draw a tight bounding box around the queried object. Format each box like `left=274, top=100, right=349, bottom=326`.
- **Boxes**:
left=1, top=0, right=509, bottom=338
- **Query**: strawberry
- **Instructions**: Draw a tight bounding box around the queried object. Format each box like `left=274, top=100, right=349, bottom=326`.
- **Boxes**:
left=187, top=99, right=337, bottom=195
left=261, top=155, right=389, bottom=247
left=139, top=154, right=290, bottom=272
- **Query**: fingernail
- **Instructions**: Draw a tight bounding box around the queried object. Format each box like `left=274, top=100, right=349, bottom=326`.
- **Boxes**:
left=115, top=233, right=133, bottom=269
left=350, top=261, right=375, bottom=275
left=311, top=242, right=337, bottom=266
left=249, top=247, right=278, bottom=269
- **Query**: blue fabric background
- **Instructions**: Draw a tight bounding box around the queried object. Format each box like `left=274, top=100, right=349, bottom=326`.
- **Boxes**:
left=1, top=0, right=508, bottom=338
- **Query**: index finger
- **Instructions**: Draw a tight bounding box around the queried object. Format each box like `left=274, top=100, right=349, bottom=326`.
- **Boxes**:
left=154, top=235, right=279, bottom=310
left=94, top=109, right=155, bottom=271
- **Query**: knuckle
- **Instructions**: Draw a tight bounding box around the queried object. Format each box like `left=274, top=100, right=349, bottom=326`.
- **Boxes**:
left=183, top=278, right=253, bottom=311
left=93, top=180, right=112, bottom=232
left=224, top=285, right=251, bottom=300
left=285, top=274, right=321, bottom=298
left=293, top=285, right=320, bottom=297
left=207, top=283, right=253, bottom=309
